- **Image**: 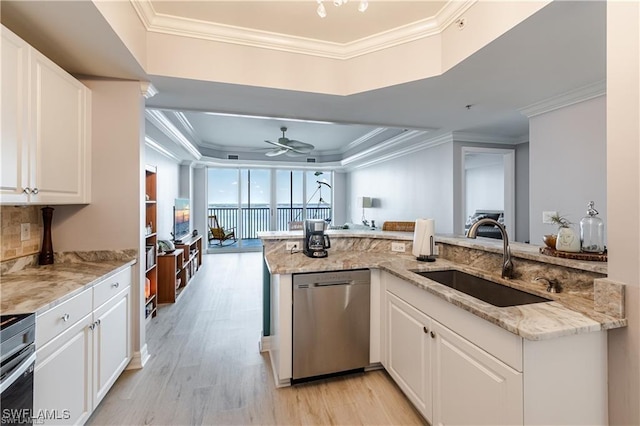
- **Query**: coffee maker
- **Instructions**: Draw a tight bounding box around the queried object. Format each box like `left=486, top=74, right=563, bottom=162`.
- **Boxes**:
left=303, top=219, right=331, bottom=258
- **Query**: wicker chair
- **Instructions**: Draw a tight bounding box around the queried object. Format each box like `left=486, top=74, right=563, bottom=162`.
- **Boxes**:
left=382, top=221, right=416, bottom=232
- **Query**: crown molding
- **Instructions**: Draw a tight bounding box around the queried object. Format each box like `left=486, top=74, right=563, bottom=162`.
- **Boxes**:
left=518, top=80, right=606, bottom=118
left=451, top=131, right=522, bottom=145
left=145, top=109, right=202, bottom=160
left=343, top=131, right=452, bottom=171
left=131, top=0, right=475, bottom=60
left=170, top=111, right=201, bottom=145
left=194, top=156, right=341, bottom=171
left=145, top=136, right=180, bottom=162
left=140, top=81, right=158, bottom=98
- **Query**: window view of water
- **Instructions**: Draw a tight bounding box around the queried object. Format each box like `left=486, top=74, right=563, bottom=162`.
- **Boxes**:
left=207, top=169, right=333, bottom=246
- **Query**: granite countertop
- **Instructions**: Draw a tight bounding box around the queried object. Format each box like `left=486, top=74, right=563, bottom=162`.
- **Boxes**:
left=259, top=230, right=608, bottom=274
left=262, top=247, right=626, bottom=341
left=1, top=250, right=137, bottom=316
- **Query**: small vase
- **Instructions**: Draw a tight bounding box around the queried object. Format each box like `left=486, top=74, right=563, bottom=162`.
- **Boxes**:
left=39, top=206, right=55, bottom=265
left=555, top=226, right=580, bottom=252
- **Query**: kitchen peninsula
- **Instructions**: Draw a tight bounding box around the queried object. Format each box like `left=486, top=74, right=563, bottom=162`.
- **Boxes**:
left=259, top=229, right=626, bottom=425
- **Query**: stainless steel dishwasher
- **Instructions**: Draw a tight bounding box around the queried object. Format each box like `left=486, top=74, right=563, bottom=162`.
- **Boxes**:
left=292, top=269, right=370, bottom=382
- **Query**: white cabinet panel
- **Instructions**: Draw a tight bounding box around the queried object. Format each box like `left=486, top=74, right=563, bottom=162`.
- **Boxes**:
left=386, top=292, right=432, bottom=421
left=34, top=314, right=93, bottom=426
left=31, top=50, right=90, bottom=204
left=432, top=321, right=523, bottom=426
left=93, top=287, right=131, bottom=406
left=0, top=26, right=29, bottom=203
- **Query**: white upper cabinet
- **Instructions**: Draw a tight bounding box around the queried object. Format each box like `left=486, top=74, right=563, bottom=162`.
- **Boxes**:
left=1, top=26, right=29, bottom=203
left=1, top=25, right=91, bottom=205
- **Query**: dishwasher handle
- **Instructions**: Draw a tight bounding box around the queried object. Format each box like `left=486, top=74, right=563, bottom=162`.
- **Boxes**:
left=296, top=280, right=355, bottom=289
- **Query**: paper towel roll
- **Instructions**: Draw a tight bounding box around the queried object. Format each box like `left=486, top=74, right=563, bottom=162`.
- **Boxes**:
left=413, top=219, right=435, bottom=258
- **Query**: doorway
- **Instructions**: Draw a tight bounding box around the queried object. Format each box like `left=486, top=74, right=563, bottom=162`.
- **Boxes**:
left=461, top=147, right=515, bottom=238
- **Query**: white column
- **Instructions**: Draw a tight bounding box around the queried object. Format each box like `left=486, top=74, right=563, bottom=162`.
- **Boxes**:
left=606, top=2, right=640, bottom=424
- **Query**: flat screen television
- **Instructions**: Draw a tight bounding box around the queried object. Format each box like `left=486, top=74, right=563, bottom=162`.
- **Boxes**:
left=173, top=198, right=190, bottom=243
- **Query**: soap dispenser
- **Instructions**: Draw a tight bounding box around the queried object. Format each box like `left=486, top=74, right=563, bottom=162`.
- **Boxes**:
left=580, top=201, right=604, bottom=253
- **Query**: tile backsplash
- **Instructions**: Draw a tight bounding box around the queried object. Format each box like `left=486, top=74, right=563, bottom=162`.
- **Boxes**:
left=1, top=206, right=42, bottom=261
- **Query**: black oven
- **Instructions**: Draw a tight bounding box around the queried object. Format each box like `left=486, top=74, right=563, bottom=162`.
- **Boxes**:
left=1, top=313, right=36, bottom=426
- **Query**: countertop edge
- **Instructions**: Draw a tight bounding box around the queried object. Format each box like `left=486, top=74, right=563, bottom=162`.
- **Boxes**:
left=34, top=259, right=137, bottom=315
left=263, top=249, right=625, bottom=341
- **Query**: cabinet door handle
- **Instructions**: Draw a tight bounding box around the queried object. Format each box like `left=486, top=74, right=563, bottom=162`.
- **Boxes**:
left=32, top=187, right=39, bottom=194
left=23, top=187, right=31, bottom=195
left=61, top=313, right=70, bottom=322
left=111, top=282, right=120, bottom=288
left=430, top=331, right=436, bottom=339
left=97, top=319, right=101, bottom=326
left=423, top=326, right=428, bottom=334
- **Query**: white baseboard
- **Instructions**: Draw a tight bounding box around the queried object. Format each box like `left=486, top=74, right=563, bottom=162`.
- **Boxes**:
left=126, top=344, right=150, bottom=370
left=268, top=348, right=291, bottom=388
left=259, top=335, right=272, bottom=353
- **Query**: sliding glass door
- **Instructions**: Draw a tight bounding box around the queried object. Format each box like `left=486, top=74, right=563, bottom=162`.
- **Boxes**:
left=208, top=167, right=333, bottom=252
left=207, top=168, right=270, bottom=251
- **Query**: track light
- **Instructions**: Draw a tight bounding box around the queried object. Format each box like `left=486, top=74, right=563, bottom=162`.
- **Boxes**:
left=315, top=0, right=368, bottom=17
left=317, top=0, right=327, bottom=18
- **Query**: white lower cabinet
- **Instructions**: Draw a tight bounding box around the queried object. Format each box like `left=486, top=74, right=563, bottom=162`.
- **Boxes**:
left=431, top=321, right=522, bottom=426
left=34, top=313, right=93, bottom=425
left=382, top=271, right=606, bottom=426
left=93, top=286, right=130, bottom=407
left=386, top=292, right=432, bottom=420
left=385, top=291, right=521, bottom=425
left=34, top=268, right=132, bottom=425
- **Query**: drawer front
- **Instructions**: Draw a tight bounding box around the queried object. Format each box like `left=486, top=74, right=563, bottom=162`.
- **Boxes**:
left=36, top=288, right=92, bottom=348
left=93, top=267, right=131, bottom=308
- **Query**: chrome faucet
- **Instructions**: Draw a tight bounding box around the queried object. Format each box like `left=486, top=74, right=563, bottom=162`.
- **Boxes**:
left=466, top=218, right=514, bottom=279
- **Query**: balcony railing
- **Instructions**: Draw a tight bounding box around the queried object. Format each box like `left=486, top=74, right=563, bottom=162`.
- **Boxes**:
left=208, top=206, right=332, bottom=239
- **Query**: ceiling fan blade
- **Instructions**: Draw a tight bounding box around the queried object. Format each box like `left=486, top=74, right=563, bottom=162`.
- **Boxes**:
left=265, top=148, right=288, bottom=157
left=287, top=140, right=314, bottom=154
left=265, top=139, right=290, bottom=149
left=285, top=150, right=306, bottom=158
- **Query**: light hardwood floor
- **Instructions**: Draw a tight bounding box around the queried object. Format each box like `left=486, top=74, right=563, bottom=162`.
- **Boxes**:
left=88, top=252, right=425, bottom=425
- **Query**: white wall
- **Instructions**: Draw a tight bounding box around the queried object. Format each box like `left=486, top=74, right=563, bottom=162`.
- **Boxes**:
left=465, top=162, right=504, bottom=219
left=53, top=81, right=142, bottom=252
left=193, top=167, right=208, bottom=241
left=332, top=171, right=347, bottom=225
left=145, top=146, right=180, bottom=241
left=607, top=2, right=640, bottom=423
left=529, top=95, right=606, bottom=244
left=515, top=143, right=530, bottom=242
left=347, top=142, right=454, bottom=233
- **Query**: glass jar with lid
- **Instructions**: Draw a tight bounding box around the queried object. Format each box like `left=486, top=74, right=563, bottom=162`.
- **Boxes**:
left=580, top=201, right=604, bottom=253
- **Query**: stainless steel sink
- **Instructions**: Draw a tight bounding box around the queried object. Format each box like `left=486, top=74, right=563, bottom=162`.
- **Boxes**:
left=412, top=270, right=551, bottom=307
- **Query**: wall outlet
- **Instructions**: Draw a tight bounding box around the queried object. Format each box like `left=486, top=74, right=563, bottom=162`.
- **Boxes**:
left=21, top=223, right=30, bottom=241
left=286, top=242, right=298, bottom=251
left=433, top=244, right=440, bottom=256
left=542, top=211, right=557, bottom=224
left=391, top=242, right=406, bottom=252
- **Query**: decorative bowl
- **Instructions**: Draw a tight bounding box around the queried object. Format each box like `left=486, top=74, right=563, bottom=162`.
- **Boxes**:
left=543, top=234, right=557, bottom=248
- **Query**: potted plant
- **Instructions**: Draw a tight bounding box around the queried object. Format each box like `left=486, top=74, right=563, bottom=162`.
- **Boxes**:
left=550, top=213, right=580, bottom=252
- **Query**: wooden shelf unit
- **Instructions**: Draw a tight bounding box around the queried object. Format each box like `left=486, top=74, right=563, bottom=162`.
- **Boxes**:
left=157, top=234, right=203, bottom=304
left=144, top=165, right=158, bottom=321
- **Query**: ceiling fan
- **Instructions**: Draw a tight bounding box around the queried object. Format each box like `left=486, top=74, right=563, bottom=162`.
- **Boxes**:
left=264, top=127, right=314, bottom=157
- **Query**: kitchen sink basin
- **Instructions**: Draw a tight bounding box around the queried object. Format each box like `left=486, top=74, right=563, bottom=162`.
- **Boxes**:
left=412, top=270, right=551, bottom=307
